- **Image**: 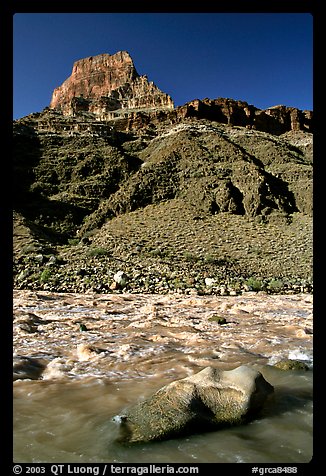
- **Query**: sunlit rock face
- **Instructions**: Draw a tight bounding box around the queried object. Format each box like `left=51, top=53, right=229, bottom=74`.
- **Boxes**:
left=50, top=51, right=174, bottom=119
left=113, top=365, right=274, bottom=443
left=176, top=98, right=312, bottom=134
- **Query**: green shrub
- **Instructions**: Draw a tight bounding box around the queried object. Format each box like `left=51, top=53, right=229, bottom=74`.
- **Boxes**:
left=183, top=252, right=199, bottom=262
left=204, top=254, right=217, bottom=264
left=172, top=278, right=185, bottom=289
left=68, top=238, right=80, bottom=246
left=245, top=276, right=262, bottom=291
left=40, top=268, right=52, bottom=283
left=267, top=278, right=284, bottom=293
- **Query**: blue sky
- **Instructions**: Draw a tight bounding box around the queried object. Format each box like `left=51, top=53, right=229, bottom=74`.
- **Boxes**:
left=13, top=13, right=313, bottom=119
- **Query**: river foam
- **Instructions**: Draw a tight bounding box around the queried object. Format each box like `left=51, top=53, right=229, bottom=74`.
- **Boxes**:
left=13, top=290, right=313, bottom=463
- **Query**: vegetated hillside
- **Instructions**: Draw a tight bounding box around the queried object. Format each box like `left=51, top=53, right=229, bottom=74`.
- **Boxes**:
left=13, top=109, right=312, bottom=294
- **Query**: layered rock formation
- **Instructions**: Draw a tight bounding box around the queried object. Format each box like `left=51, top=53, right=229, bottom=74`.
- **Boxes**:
left=13, top=107, right=313, bottom=241
left=49, top=51, right=312, bottom=136
left=113, top=366, right=274, bottom=443
left=13, top=52, right=313, bottom=293
left=177, top=98, right=312, bottom=135
left=50, top=51, right=174, bottom=119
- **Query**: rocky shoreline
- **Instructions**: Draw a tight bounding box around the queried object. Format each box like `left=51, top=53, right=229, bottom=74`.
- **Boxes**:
left=14, top=201, right=312, bottom=296
left=14, top=252, right=312, bottom=296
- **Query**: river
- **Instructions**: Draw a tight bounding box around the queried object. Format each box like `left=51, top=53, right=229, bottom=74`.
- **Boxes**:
left=13, top=290, right=313, bottom=463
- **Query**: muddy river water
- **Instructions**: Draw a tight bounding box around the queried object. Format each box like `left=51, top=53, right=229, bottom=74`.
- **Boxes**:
left=13, top=290, right=313, bottom=463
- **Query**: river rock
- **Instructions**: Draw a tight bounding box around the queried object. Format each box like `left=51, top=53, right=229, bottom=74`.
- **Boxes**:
left=13, top=356, right=46, bottom=380
left=113, top=271, right=129, bottom=288
left=113, top=365, right=274, bottom=443
left=204, top=277, right=216, bottom=287
left=273, top=359, right=309, bottom=371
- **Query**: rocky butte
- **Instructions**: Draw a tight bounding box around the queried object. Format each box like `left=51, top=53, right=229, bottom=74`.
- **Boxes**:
left=50, top=51, right=174, bottom=119
left=13, top=51, right=313, bottom=295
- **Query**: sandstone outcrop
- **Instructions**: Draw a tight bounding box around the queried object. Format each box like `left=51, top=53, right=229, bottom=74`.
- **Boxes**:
left=113, top=366, right=274, bottom=443
left=49, top=52, right=311, bottom=136
left=50, top=51, right=174, bottom=119
left=175, top=98, right=312, bottom=135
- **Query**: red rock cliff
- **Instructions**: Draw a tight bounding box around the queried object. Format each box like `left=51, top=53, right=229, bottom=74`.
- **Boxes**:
left=50, top=51, right=174, bottom=118
left=176, top=98, right=312, bottom=134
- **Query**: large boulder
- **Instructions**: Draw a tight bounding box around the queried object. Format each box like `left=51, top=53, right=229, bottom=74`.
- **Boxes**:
left=13, top=355, right=46, bottom=380
left=273, top=359, right=309, bottom=371
left=113, top=365, right=274, bottom=443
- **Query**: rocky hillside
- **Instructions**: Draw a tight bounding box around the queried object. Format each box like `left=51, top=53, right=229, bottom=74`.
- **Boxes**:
left=13, top=52, right=313, bottom=294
